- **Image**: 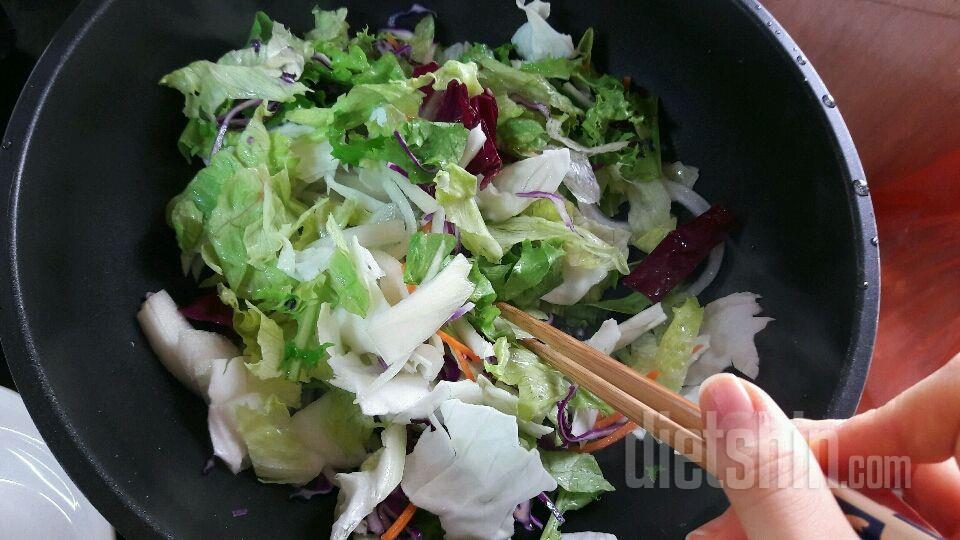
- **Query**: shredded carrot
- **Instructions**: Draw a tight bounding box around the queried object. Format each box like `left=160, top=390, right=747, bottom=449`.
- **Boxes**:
left=381, top=503, right=418, bottom=540
left=406, top=283, right=416, bottom=293
left=447, top=341, right=476, bottom=381
left=384, top=35, right=401, bottom=49
left=691, top=344, right=704, bottom=354
left=574, top=421, right=639, bottom=453
left=436, top=330, right=482, bottom=363
left=590, top=372, right=658, bottom=432
left=592, top=412, right=624, bottom=430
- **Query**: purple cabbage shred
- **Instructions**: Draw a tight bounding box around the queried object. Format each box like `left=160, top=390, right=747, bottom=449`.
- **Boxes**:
left=514, top=499, right=545, bottom=531
left=385, top=4, right=437, bottom=29
left=232, top=508, right=249, bottom=518
left=447, top=302, right=475, bottom=323
left=312, top=52, right=333, bottom=70
left=212, top=98, right=262, bottom=156
left=438, top=353, right=462, bottom=382
left=555, top=384, right=628, bottom=447
left=290, top=475, right=334, bottom=500
left=388, top=162, right=410, bottom=178
left=538, top=492, right=565, bottom=524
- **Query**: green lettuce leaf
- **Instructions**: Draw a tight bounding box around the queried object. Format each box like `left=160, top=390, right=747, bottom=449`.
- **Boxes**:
left=242, top=303, right=287, bottom=380
left=403, top=232, right=457, bottom=285
left=487, top=215, right=628, bottom=273
left=292, top=388, right=376, bottom=467
left=540, top=487, right=607, bottom=540
left=235, top=395, right=322, bottom=485
left=498, top=117, right=549, bottom=156
left=478, top=239, right=564, bottom=309
left=247, top=11, right=274, bottom=43
left=409, top=15, right=436, bottom=64
left=431, top=60, right=482, bottom=96
left=435, top=164, right=503, bottom=261
left=327, top=246, right=370, bottom=317
left=176, top=117, right=218, bottom=160
left=160, top=61, right=308, bottom=120
left=626, top=179, right=676, bottom=253
left=485, top=343, right=567, bottom=422
left=540, top=451, right=615, bottom=494
left=475, top=56, right=581, bottom=116
left=330, top=79, right=425, bottom=130
left=307, top=7, right=349, bottom=44
left=626, top=297, right=703, bottom=391
left=520, top=57, right=578, bottom=79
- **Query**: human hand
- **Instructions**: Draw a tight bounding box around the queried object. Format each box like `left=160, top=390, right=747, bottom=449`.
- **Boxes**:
left=687, top=354, right=960, bottom=539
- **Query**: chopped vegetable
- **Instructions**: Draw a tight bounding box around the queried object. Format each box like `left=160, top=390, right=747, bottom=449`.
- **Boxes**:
left=148, top=6, right=768, bottom=539
left=623, top=204, right=736, bottom=302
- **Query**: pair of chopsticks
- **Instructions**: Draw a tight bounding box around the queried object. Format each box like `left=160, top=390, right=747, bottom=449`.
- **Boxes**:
left=497, top=302, right=943, bottom=540
left=497, top=303, right=710, bottom=471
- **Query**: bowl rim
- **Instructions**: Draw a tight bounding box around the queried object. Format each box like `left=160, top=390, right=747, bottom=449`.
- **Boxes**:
left=0, top=0, right=879, bottom=537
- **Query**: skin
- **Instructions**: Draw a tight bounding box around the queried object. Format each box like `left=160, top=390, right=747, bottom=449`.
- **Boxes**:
left=686, top=354, right=960, bottom=539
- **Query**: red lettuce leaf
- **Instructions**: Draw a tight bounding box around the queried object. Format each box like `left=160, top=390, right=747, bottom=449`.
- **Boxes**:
left=180, top=293, right=234, bottom=328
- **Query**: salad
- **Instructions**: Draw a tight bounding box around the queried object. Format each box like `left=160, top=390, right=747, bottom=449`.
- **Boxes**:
left=138, top=2, right=773, bottom=539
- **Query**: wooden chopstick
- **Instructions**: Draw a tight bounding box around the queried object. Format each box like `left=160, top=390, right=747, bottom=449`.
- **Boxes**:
left=501, top=303, right=941, bottom=540
left=497, top=302, right=703, bottom=435
left=520, top=338, right=712, bottom=475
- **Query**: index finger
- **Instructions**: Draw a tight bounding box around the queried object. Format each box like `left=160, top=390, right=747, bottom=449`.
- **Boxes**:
left=813, top=353, right=960, bottom=464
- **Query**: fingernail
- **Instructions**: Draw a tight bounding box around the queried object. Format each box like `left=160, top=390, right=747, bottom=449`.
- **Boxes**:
left=685, top=531, right=707, bottom=539
left=700, top=373, right=757, bottom=430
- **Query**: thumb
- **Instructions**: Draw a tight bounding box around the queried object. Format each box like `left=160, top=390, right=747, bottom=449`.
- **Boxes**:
left=690, top=374, right=855, bottom=539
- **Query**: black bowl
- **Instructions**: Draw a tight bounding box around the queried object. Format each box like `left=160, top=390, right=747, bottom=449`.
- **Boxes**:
left=0, top=0, right=878, bottom=538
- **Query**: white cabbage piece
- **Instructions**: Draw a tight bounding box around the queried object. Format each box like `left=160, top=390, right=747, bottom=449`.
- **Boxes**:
left=541, top=263, right=608, bottom=305
left=563, top=150, right=601, bottom=203
left=208, top=394, right=259, bottom=474
left=563, top=533, right=618, bottom=540
left=545, top=118, right=630, bottom=156
left=331, top=424, right=406, bottom=540
left=205, top=357, right=302, bottom=474
left=408, top=343, right=445, bottom=380
left=176, top=329, right=239, bottom=395
left=663, top=161, right=700, bottom=188
left=690, top=292, right=772, bottom=381
left=328, top=352, right=432, bottom=416
left=138, top=290, right=239, bottom=396
left=511, top=0, right=575, bottom=61
left=279, top=220, right=407, bottom=282
left=389, top=375, right=553, bottom=438
left=365, top=254, right=475, bottom=367
left=385, top=166, right=440, bottom=214
left=402, top=400, right=558, bottom=539
left=450, top=318, right=495, bottom=359
left=460, top=125, right=488, bottom=167
left=585, top=304, right=668, bottom=355
left=440, top=41, right=471, bottom=63
left=370, top=249, right=409, bottom=306
left=476, top=148, right=571, bottom=221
